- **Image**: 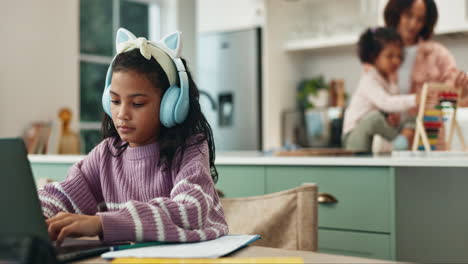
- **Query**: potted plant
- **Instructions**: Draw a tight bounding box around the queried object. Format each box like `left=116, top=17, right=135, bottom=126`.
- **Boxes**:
left=297, top=75, right=329, bottom=110
left=297, top=76, right=330, bottom=147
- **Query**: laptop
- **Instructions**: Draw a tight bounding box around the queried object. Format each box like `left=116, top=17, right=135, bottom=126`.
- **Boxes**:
left=0, top=138, right=127, bottom=263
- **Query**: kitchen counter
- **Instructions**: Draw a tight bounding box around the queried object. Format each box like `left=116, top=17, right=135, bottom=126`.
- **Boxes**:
left=28, top=151, right=468, bottom=167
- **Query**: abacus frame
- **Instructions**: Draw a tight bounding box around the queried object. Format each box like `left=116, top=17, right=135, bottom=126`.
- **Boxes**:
left=412, top=82, right=466, bottom=152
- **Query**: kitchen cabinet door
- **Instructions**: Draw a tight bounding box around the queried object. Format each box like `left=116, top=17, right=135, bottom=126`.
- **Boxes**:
left=434, top=0, right=468, bottom=34
left=216, top=165, right=265, bottom=198
left=266, top=166, right=394, bottom=233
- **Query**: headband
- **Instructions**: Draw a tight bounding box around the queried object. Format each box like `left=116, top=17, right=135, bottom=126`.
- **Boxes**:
left=116, top=36, right=177, bottom=86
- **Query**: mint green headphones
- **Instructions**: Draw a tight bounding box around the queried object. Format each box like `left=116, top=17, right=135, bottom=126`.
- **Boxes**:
left=102, top=28, right=189, bottom=128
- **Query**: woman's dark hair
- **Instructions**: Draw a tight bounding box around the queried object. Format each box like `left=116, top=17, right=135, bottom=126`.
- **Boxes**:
left=357, top=27, right=403, bottom=64
left=384, top=0, right=438, bottom=40
left=101, top=49, right=218, bottom=183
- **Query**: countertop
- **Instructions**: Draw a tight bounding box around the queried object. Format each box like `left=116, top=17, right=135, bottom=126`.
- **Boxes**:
left=28, top=151, right=468, bottom=167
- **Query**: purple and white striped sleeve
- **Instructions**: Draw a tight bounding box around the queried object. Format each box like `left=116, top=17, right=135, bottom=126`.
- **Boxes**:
left=39, top=142, right=104, bottom=218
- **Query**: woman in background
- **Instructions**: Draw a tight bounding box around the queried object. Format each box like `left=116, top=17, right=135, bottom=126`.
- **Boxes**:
left=384, top=0, right=468, bottom=103
left=382, top=0, right=468, bottom=150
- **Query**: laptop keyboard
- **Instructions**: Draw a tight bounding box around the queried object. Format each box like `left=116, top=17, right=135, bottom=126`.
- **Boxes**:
left=56, top=246, right=110, bottom=263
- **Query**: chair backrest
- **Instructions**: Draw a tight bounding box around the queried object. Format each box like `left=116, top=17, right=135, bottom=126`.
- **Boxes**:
left=220, top=184, right=318, bottom=251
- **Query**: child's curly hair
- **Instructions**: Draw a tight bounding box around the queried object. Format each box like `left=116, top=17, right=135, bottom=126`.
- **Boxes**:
left=357, top=27, right=404, bottom=64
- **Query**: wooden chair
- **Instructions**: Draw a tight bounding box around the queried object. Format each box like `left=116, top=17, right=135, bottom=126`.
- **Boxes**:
left=220, top=184, right=318, bottom=251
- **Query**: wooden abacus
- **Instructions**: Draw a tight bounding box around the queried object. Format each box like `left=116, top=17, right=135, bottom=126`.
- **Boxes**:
left=412, top=83, right=466, bottom=152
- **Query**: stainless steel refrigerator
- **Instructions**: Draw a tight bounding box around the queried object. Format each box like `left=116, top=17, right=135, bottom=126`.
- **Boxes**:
left=196, top=28, right=262, bottom=151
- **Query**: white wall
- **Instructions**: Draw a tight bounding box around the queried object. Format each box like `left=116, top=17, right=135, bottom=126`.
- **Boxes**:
left=301, top=46, right=360, bottom=98
left=160, top=0, right=197, bottom=72
left=436, top=34, right=468, bottom=72
left=175, top=0, right=197, bottom=71
left=263, top=0, right=303, bottom=150
left=0, top=0, right=79, bottom=138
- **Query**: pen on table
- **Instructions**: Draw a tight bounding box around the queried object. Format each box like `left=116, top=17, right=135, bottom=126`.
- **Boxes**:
left=110, top=241, right=164, bottom=251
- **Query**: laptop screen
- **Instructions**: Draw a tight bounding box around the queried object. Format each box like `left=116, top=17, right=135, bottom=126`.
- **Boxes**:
left=0, top=138, right=50, bottom=243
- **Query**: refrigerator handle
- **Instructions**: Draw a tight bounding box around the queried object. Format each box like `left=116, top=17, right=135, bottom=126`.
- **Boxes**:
left=199, top=90, right=217, bottom=110
left=218, top=92, right=234, bottom=127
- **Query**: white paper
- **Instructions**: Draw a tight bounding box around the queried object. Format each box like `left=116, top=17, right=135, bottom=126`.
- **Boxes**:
left=101, top=235, right=260, bottom=259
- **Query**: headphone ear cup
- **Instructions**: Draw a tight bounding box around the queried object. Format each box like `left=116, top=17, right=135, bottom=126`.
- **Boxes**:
left=102, top=85, right=112, bottom=117
left=174, top=91, right=189, bottom=124
left=160, top=86, right=180, bottom=127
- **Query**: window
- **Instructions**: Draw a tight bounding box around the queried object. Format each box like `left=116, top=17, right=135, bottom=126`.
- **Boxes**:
left=79, top=0, right=161, bottom=153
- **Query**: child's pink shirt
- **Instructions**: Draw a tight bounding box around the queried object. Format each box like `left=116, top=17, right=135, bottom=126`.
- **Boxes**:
left=343, top=67, right=416, bottom=135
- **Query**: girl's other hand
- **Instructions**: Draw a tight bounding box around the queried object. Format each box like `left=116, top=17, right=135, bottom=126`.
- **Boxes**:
left=455, top=70, right=468, bottom=92
left=407, top=106, right=418, bottom=116
left=425, top=89, right=440, bottom=106
left=416, top=90, right=439, bottom=108
left=386, top=113, right=400, bottom=127
left=46, top=212, right=103, bottom=247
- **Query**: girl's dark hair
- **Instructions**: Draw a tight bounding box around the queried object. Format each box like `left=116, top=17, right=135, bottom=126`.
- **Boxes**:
left=384, top=0, right=438, bottom=40
left=357, top=27, right=403, bottom=64
left=101, top=49, right=218, bottom=183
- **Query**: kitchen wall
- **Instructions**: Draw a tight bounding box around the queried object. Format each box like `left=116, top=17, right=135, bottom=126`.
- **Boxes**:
left=0, top=0, right=79, bottom=138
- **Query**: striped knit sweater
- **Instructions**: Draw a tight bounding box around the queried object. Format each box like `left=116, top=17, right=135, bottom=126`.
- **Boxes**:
left=38, top=137, right=228, bottom=243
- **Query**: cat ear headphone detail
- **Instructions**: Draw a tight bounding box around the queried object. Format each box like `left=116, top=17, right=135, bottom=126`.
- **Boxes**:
left=102, top=28, right=190, bottom=128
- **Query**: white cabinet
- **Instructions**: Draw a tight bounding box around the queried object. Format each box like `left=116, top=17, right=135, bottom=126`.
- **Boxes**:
left=284, top=0, right=386, bottom=52
left=434, top=0, right=468, bottom=34
left=284, top=0, right=468, bottom=52
left=196, top=0, right=264, bottom=33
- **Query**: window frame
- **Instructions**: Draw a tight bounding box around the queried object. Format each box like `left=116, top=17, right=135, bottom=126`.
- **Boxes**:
left=79, top=0, right=162, bottom=152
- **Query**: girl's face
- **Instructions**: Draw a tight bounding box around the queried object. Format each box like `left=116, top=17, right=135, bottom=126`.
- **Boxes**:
left=374, top=42, right=403, bottom=79
left=110, top=70, right=162, bottom=147
left=397, top=0, right=426, bottom=45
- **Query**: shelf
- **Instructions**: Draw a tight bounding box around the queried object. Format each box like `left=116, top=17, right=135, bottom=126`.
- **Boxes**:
left=284, top=34, right=359, bottom=52
left=285, top=25, right=468, bottom=52
left=435, top=24, right=468, bottom=35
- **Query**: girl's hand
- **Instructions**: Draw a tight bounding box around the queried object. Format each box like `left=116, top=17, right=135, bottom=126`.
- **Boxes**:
left=407, top=106, right=418, bottom=116
left=46, top=212, right=103, bottom=247
left=416, top=92, right=421, bottom=105
left=455, top=70, right=468, bottom=91
left=386, top=113, right=400, bottom=127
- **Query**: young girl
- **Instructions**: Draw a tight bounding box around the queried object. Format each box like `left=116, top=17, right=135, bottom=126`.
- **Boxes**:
left=39, top=28, right=228, bottom=245
left=342, top=27, right=422, bottom=152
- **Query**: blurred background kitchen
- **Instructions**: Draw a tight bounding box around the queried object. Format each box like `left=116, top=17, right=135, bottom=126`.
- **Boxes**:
left=5, top=2, right=468, bottom=262
left=1, top=0, right=467, bottom=154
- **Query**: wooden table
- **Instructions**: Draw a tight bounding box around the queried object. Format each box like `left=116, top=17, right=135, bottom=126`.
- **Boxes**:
left=76, top=246, right=401, bottom=263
